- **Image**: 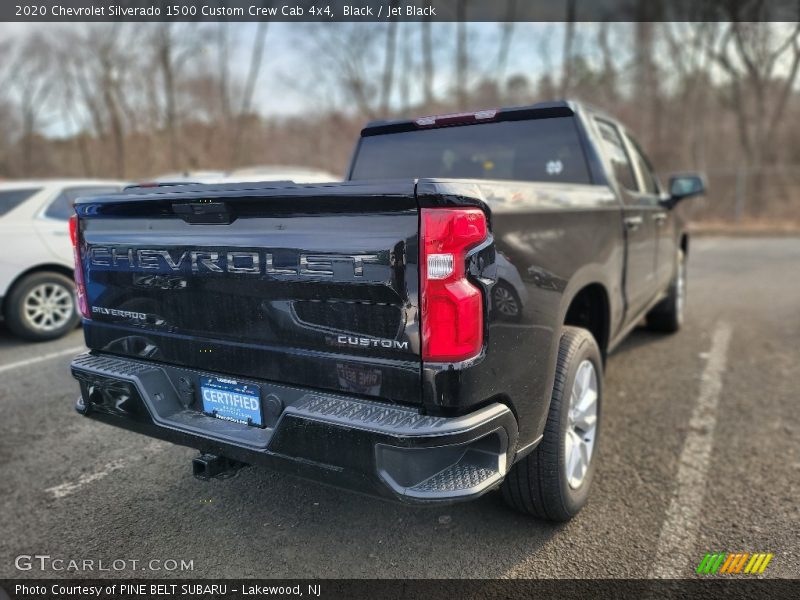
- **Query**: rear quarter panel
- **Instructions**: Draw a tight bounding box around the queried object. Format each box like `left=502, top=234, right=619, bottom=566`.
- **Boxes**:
left=418, top=179, right=623, bottom=448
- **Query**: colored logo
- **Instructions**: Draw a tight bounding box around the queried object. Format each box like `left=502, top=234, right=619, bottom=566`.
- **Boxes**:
left=696, top=552, right=774, bottom=575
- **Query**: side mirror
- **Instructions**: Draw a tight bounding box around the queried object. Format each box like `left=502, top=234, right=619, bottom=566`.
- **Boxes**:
left=667, top=173, right=706, bottom=206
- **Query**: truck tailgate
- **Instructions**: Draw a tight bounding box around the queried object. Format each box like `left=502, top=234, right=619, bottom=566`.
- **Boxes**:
left=76, top=182, right=421, bottom=404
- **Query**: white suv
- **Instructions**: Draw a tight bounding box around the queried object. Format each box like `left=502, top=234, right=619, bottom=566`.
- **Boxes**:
left=0, top=180, right=126, bottom=341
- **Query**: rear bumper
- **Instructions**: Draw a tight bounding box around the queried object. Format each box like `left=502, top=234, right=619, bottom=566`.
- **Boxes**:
left=71, top=352, right=518, bottom=503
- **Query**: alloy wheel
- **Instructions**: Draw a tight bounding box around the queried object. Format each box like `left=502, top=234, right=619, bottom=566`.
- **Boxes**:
left=493, top=285, right=520, bottom=317
left=565, top=359, right=599, bottom=489
left=22, top=282, right=75, bottom=332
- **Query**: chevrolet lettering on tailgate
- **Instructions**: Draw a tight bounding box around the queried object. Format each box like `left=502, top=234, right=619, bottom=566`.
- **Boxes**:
left=88, top=246, right=381, bottom=278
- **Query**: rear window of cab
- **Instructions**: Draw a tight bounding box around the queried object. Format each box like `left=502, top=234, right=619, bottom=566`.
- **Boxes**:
left=350, top=117, right=591, bottom=185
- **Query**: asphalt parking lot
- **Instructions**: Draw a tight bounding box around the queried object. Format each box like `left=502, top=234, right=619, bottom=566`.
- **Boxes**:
left=1, top=236, right=798, bottom=579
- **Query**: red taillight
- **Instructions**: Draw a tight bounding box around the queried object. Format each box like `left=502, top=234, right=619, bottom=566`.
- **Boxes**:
left=415, top=109, right=497, bottom=128
left=420, top=208, right=488, bottom=362
left=69, top=214, right=90, bottom=319
left=68, top=213, right=78, bottom=246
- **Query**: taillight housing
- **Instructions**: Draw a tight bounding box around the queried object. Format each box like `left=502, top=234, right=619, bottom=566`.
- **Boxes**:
left=69, top=214, right=91, bottom=319
left=420, top=208, right=488, bottom=362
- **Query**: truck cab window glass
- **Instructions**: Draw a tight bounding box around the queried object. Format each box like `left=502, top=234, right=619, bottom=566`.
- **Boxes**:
left=595, top=120, right=638, bottom=192
left=626, top=135, right=660, bottom=195
left=0, top=188, right=41, bottom=216
left=350, top=117, right=591, bottom=184
left=45, top=187, right=121, bottom=220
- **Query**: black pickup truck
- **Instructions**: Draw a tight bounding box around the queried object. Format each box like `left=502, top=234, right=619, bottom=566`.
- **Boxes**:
left=69, top=101, right=705, bottom=520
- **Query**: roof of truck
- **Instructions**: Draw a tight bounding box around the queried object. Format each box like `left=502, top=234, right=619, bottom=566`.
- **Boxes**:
left=360, top=100, right=588, bottom=137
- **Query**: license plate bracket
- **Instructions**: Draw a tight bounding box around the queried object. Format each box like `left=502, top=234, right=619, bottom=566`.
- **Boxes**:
left=200, top=376, right=263, bottom=427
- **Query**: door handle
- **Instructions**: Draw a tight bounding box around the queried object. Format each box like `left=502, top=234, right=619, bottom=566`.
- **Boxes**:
left=652, top=213, right=667, bottom=226
left=624, top=216, right=643, bottom=232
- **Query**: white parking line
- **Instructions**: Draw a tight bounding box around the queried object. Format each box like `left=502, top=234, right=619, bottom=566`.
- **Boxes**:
left=45, top=460, right=127, bottom=499
left=650, top=322, right=732, bottom=578
left=0, top=345, right=85, bottom=375
left=44, top=441, right=167, bottom=499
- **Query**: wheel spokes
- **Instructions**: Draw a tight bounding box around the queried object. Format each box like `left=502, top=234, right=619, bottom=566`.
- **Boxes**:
left=565, top=359, right=599, bottom=489
left=565, top=430, right=582, bottom=483
left=573, top=389, right=598, bottom=432
left=21, top=282, right=75, bottom=331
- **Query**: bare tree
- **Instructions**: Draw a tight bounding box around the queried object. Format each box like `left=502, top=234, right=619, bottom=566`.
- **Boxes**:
left=560, top=0, right=577, bottom=97
left=709, top=23, right=800, bottom=172
left=594, top=22, right=620, bottom=106
left=147, top=23, right=205, bottom=171
left=0, top=39, right=15, bottom=90
left=54, top=54, right=95, bottom=176
left=398, top=30, right=412, bottom=113
left=231, top=21, right=269, bottom=165
left=6, top=34, right=56, bottom=174
left=381, top=7, right=399, bottom=115
left=495, top=1, right=516, bottom=83
left=309, top=24, right=383, bottom=119
left=0, top=40, right=21, bottom=174
left=421, top=18, right=434, bottom=106
left=153, top=24, right=178, bottom=170
left=101, top=41, right=127, bottom=177
left=456, top=2, right=469, bottom=110
left=217, top=22, right=232, bottom=124
left=662, top=22, right=719, bottom=168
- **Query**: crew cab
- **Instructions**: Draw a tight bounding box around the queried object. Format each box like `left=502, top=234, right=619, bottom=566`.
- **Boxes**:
left=69, top=101, right=705, bottom=520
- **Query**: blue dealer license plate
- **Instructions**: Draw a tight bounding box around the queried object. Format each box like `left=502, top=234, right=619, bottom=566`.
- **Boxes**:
left=200, top=376, right=263, bottom=427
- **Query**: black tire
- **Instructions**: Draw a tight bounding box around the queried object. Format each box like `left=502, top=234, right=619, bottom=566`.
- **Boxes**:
left=647, top=248, right=686, bottom=333
left=501, top=326, right=602, bottom=521
left=491, top=280, right=522, bottom=322
left=4, top=271, right=80, bottom=342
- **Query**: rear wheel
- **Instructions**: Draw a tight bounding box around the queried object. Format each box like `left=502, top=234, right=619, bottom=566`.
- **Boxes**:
left=501, top=326, right=602, bottom=521
left=4, top=272, right=80, bottom=341
left=647, top=248, right=686, bottom=333
left=491, top=281, right=522, bottom=321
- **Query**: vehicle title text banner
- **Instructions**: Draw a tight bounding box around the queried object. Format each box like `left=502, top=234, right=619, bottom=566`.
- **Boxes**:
left=3, top=0, right=799, bottom=22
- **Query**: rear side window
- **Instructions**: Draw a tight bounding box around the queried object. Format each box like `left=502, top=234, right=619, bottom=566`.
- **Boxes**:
left=350, top=117, right=591, bottom=184
left=0, top=188, right=41, bottom=216
left=595, top=120, right=638, bottom=192
left=44, top=186, right=121, bottom=220
left=626, top=135, right=660, bottom=195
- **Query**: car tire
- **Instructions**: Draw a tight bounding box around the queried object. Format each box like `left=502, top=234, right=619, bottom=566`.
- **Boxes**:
left=647, top=248, right=686, bottom=333
left=4, top=271, right=80, bottom=341
left=501, top=326, right=602, bottom=521
left=491, top=280, right=522, bottom=321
